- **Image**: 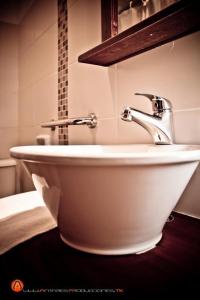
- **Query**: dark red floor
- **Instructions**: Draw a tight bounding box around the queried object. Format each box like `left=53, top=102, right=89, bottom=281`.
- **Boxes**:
left=0, top=212, right=200, bottom=299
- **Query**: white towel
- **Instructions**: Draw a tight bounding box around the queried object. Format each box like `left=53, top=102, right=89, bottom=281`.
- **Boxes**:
left=0, top=191, right=56, bottom=255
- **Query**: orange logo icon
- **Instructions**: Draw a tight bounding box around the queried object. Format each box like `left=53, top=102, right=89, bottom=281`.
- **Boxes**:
left=11, top=279, right=24, bottom=293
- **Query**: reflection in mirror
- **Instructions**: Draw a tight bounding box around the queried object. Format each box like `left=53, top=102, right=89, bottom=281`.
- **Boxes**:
left=118, top=0, right=179, bottom=33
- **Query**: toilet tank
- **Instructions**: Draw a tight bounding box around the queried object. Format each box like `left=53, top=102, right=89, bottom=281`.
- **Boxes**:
left=0, top=159, right=16, bottom=198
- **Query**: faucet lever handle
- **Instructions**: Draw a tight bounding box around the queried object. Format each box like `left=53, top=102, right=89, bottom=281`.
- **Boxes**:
left=135, top=93, right=155, bottom=101
left=134, top=93, right=172, bottom=113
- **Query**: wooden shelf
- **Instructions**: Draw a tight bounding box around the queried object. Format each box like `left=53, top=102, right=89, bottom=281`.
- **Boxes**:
left=78, top=0, right=200, bottom=67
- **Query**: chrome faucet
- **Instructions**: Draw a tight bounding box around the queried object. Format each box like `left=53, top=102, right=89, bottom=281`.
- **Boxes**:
left=121, top=93, right=174, bottom=145
left=41, top=113, right=97, bottom=131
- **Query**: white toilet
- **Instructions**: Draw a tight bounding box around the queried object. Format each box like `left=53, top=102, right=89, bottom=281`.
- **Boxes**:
left=0, top=158, right=17, bottom=198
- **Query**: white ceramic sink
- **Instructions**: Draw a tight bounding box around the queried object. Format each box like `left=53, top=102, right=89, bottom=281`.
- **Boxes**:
left=10, top=144, right=200, bottom=255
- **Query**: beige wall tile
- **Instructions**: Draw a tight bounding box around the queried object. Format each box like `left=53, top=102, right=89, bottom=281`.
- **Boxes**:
left=30, top=0, right=57, bottom=41
left=68, top=125, right=94, bottom=145
left=33, top=73, right=58, bottom=125
left=18, top=87, right=35, bottom=127
left=69, top=118, right=118, bottom=145
left=18, top=126, right=39, bottom=145
left=68, top=0, right=101, bottom=64
left=0, top=92, right=18, bottom=127
left=19, top=11, right=35, bottom=54
left=0, top=127, right=18, bottom=158
left=19, top=0, right=57, bottom=54
left=19, top=23, right=57, bottom=90
left=94, top=118, right=118, bottom=145
left=0, top=22, right=18, bottom=59
left=0, top=56, right=18, bottom=94
left=0, top=0, right=58, bottom=191
left=0, top=22, right=19, bottom=158
left=18, top=72, right=58, bottom=131
left=117, top=32, right=200, bottom=112
left=19, top=126, right=56, bottom=146
left=69, top=62, right=116, bottom=119
left=173, top=109, right=200, bottom=144
left=30, top=23, right=58, bottom=85
left=19, top=47, right=33, bottom=90
left=18, top=1, right=58, bottom=148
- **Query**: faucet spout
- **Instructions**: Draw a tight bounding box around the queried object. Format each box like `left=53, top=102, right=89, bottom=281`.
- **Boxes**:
left=121, top=93, right=174, bottom=145
left=41, top=113, right=97, bottom=131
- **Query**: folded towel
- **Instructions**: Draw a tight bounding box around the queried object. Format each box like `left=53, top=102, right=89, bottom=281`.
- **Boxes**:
left=0, top=191, right=56, bottom=255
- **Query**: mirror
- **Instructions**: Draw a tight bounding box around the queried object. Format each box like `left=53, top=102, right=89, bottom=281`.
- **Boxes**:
left=102, top=0, right=180, bottom=41
left=118, top=0, right=179, bottom=34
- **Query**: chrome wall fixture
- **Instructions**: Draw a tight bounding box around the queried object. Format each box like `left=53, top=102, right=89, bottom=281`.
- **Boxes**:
left=41, top=113, right=97, bottom=131
left=121, top=93, right=174, bottom=145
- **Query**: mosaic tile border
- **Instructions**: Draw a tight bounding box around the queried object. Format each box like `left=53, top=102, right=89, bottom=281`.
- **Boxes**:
left=58, top=0, right=68, bottom=144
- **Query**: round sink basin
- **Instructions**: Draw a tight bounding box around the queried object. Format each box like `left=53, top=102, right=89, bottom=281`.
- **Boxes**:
left=10, top=144, right=200, bottom=255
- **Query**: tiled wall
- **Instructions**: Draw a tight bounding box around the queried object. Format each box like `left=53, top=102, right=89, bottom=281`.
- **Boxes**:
left=0, top=22, right=18, bottom=158
left=19, top=0, right=68, bottom=146
left=18, top=0, right=58, bottom=191
left=18, top=0, right=58, bottom=146
left=68, top=0, right=116, bottom=145
left=68, top=0, right=200, bottom=218
left=58, top=0, right=68, bottom=144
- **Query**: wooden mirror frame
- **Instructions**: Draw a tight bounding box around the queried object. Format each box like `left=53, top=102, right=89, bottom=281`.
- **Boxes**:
left=101, top=0, right=118, bottom=41
left=79, top=0, right=200, bottom=66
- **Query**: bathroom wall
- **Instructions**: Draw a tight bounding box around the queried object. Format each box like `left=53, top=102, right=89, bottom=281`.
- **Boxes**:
left=0, top=21, right=18, bottom=158
left=18, top=0, right=58, bottom=146
left=0, top=0, right=59, bottom=191
left=68, top=0, right=200, bottom=218
left=0, top=0, right=38, bottom=160
left=68, top=0, right=117, bottom=145
left=17, top=0, right=58, bottom=191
